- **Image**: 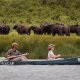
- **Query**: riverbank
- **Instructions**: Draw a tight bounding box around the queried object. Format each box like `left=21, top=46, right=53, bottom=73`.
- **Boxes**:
left=0, top=31, right=80, bottom=58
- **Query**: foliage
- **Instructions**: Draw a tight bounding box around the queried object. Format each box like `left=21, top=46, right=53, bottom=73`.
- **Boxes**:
left=0, top=0, right=79, bottom=25
left=0, top=32, right=80, bottom=58
left=0, top=0, right=80, bottom=58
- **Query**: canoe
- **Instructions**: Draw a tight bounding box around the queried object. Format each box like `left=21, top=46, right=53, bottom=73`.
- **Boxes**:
left=0, top=57, right=80, bottom=65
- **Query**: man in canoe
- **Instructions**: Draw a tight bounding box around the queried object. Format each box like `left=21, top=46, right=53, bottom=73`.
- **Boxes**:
left=5, top=42, right=27, bottom=61
left=48, top=44, right=61, bottom=60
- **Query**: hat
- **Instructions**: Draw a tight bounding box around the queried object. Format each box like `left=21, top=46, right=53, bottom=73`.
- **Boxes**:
left=12, top=42, right=19, bottom=47
left=48, top=44, right=55, bottom=50
left=48, top=44, right=55, bottom=47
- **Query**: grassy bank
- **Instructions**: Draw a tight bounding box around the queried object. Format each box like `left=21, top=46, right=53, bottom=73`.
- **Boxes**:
left=0, top=31, right=80, bottom=59
left=0, top=0, right=80, bottom=59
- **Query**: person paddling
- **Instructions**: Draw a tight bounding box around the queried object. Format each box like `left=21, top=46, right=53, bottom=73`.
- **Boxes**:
left=5, top=42, right=28, bottom=61
left=48, top=44, right=61, bottom=60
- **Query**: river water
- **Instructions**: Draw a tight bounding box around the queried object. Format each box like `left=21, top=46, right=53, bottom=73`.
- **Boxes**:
left=0, top=65, right=80, bottom=80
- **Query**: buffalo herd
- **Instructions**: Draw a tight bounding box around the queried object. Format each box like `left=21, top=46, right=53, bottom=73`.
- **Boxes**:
left=0, top=22, right=80, bottom=36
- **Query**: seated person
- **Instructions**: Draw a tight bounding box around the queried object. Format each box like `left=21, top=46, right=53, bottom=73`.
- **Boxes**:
left=5, top=42, right=27, bottom=61
left=48, top=44, right=61, bottom=60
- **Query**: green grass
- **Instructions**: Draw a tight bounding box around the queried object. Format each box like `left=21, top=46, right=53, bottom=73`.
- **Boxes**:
left=0, top=0, right=80, bottom=59
left=0, top=31, right=80, bottom=59
left=0, top=0, right=80, bottom=25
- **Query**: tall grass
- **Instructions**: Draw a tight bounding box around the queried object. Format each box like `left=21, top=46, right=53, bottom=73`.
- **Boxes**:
left=0, top=31, right=80, bottom=59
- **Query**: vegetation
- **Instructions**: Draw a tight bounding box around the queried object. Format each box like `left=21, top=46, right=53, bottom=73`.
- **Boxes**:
left=0, top=31, right=80, bottom=59
left=0, top=0, right=80, bottom=58
left=0, top=0, right=80, bottom=25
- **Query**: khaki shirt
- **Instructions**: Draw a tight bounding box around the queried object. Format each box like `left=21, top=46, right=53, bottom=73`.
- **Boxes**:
left=6, top=49, right=21, bottom=56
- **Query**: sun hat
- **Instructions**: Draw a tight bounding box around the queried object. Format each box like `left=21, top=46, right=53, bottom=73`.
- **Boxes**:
left=12, top=42, right=19, bottom=47
left=48, top=44, right=55, bottom=50
left=48, top=44, right=55, bottom=47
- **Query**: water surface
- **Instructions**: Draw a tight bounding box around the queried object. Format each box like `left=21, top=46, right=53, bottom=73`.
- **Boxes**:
left=0, top=65, right=80, bottom=80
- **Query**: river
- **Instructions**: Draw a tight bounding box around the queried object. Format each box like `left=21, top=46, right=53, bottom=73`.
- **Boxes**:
left=0, top=65, right=80, bottom=80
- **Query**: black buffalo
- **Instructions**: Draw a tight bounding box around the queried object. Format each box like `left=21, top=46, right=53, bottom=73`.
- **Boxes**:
left=13, top=24, right=31, bottom=35
left=30, top=26, right=43, bottom=35
left=51, top=23, right=70, bottom=36
left=61, top=24, right=70, bottom=36
left=50, top=23, right=63, bottom=36
left=0, top=24, right=10, bottom=34
left=40, top=22, right=52, bottom=35
left=69, top=25, right=80, bottom=35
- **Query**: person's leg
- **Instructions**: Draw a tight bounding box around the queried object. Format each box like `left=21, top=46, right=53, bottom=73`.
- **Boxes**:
left=20, top=55, right=27, bottom=61
left=12, top=57, right=22, bottom=61
left=12, top=56, right=27, bottom=61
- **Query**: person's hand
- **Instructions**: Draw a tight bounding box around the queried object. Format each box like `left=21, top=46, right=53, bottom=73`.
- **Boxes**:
left=58, top=54, right=61, bottom=57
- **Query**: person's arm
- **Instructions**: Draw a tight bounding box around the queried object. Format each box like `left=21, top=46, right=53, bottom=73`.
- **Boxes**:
left=5, top=49, right=17, bottom=59
left=6, top=54, right=17, bottom=59
left=7, top=55, right=17, bottom=58
left=16, top=50, right=29, bottom=56
left=16, top=52, right=29, bottom=57
left=50, top=53, right=61, bottom=58
left=50, top=54, right=57, bottom=58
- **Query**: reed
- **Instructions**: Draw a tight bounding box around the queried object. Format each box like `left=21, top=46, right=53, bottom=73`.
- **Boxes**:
left=0, top=32, right=80, bottom=59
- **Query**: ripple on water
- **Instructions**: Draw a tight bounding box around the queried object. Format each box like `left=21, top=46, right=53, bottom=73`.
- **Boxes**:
left=0, top=65, right=80, bottom=80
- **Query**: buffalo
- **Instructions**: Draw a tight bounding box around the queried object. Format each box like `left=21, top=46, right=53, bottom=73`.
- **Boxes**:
left=40, top=22, right=52, bottom=35
left=61, top=24, right=70, bottom=36
left=30, top=26, right=43, bottom=35
left=0, top=24, right=10, bottom=34
left=50, top=23, right=63, bottom=36
left=69, top=25, right=80, bottom=35
left=13, top=24, right=31, bottom=35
